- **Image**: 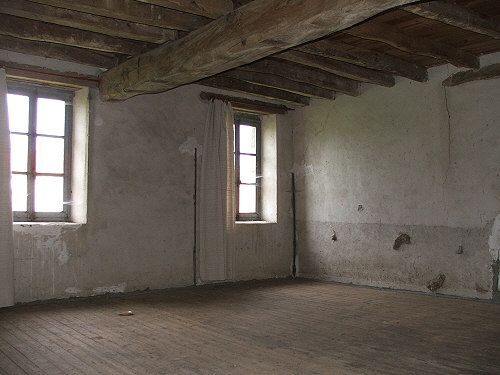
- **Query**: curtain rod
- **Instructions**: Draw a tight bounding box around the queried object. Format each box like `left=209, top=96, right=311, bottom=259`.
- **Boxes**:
left=200, top=91, right=293, bottom=115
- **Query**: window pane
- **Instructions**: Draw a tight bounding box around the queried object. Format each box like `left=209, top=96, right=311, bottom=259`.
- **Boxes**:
left=7, top=94, right=29, bottom=133
left=239, top=125, right=256, bottom=154
left=35, top=176, right=63, bottom=212
left=11, top=174, right=27, bottom=211
left=240, top=155, right=256, bottom=183
left=239, top=184, right=256, bottom=214
left=36, top=136, right=64, bottom=173
left=36, top=98, right=65, bottom=136
left=10, top=134, right=28, bottom=172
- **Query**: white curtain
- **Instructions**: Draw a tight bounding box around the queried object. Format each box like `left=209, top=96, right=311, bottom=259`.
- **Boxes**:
left=198, top=99, right=235, bottom=282
left=0, top=69, right=14, bottom=307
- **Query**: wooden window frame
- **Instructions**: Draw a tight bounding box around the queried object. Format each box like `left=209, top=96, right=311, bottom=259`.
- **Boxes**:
left=234, top=113, right=261, bottom=221
left=7, top=82, right=73, bottom=222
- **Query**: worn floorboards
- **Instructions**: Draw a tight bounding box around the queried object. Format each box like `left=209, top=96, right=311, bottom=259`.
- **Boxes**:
left=0, top=279, right=499, bottom=374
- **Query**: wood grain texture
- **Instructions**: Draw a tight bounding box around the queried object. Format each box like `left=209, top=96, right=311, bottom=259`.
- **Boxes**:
left=135, top=0, right=233, bottom=19
left=99, top=0, right=420, bottom=101
left=0, top=0, right=177, bottom=44
left=296, top=39, right=428, bottom=82
left=405, top=1, right=500, bottom=39
left=442, top=63, right=500, bottom=86
left=346, top=22, right=480, bottom=68
left=0, top=279, right=499, bottom=375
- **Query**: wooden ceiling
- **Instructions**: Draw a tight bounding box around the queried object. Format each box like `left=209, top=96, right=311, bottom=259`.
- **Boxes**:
left=1, top=0, right=499, bottom=106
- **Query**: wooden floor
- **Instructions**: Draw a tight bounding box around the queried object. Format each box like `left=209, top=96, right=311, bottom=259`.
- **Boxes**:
left=0, top=279, right=499, bottom=375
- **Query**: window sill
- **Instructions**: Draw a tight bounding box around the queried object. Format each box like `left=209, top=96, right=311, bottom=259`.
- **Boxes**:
left=13, top=222, right=85, bottom=227
left=235, top=221, right=275, bottom=225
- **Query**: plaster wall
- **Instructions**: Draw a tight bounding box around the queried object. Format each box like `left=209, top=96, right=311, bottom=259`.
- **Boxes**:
left=8, top=56, right=292, bottom=303
left=290, top=53, right=500, bottom=299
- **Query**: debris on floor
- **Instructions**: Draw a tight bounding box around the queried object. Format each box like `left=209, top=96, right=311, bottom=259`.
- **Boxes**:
left=427, top=274, right=446, bottom=292
left=393, top=233, right=411, bottom=250
left=119, top=310, right=134, bottom=316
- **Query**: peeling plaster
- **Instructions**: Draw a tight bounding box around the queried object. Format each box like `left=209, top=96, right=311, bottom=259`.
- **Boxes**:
left=92, top=283, right=126, bottom=294
left=57, top=246, right=70, bottom=265
left=179, top=136, right=202, bottom=156
left=292, top=160, right=314, bottom=178
left=65, top=287, right=81, bottom=294
left=489, top=213, right=500, bottom=261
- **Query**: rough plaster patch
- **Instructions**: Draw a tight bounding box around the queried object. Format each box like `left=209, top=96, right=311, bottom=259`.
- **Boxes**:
left=92, top=283, right=126, bottom=294
left=489, top=213, right=500, bottom=261
left=292, top=161, right=314, bottom=178
left=65, top=287, right=81, bottom=294
left=57, top=246, right=70, bottom=265
left=179, top=137, right=202, bottom=156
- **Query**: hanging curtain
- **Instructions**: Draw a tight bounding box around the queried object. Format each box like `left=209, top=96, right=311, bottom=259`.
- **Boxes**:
left=0, top=69, right=15, bottom=307
left=198, top=99, right=235, bottom=282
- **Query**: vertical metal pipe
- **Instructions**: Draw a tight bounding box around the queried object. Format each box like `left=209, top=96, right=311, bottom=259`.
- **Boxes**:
left=291, top=172, right=297, bottom=278
left=193, top=148, right=197, bottom=286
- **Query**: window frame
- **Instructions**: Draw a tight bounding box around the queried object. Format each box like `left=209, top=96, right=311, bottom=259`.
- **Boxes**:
left=234, top=113, right=261, bottom=221
left=7, top=82, right=73, bottom=222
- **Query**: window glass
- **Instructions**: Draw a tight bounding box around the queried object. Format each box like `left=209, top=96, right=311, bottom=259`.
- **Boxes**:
left=239, top=185, right=256, bottom=213
left=36, top=98, right=66, bottom=136
left=11, top=174, right=27, bottom=211
left=239, top=155, right=256, bottom=183
left=36, top=137, right=65, bottom=174
left=239, top=125, right=256, bottom=154
left=10, top=134, right=28, bottom=172
left=7, top=94, right=29, bottom=133
left=35, top=176, right=64, bottom=212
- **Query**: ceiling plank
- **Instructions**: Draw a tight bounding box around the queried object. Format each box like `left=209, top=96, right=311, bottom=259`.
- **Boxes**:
left=442, top=63, right=500, bottom=87
left=241, top=59, right=360, bottom=96
left=135, top=0, right=233, bottom=19
left=100, top=0, right=419, bottom=101
left=404, top=1, right=500, bottom=40
left=295, top=39, right=428, bottom=82
left=222, top=70, right=336, bottom=99
left=0, top=35, right=116, bottom=69
left=0, top=14, right=154, bottom=55
left=29, top=0, right=208, bottom=31
left=199, top=76, right=310, bottom=106
left=345, top=22, right=480, bottom=69
left=0, top=0, right=177, bottom=44
left=277, top=50, right=395, bottom=87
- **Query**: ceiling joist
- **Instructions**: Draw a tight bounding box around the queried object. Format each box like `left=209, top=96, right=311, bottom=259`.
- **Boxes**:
left=100, top=0, right=420, bottom=101
left=345, top=22, right=480, bottom=69
left=134, top=0, right=233, bottom=19
left=442, top=63, right=500, bottom=87
left=404, top=1, right=500, bottom=40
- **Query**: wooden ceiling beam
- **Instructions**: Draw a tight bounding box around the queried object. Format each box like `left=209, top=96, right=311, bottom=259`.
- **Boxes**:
left=199, top=76, right=310, bottom=106
left=29, top=0, right=208, bottom=31
left=277, top=50, right=395, bottom=87
left=295, top=39, right=428, bottom=82
left=135, top=0, right=233, bottom=19
left=0, top=35, right=116, bottom=69
left=404, top=1, right=500, bottom=40
left=241, top=59, right=360, bottom=96
left=345, top=22, right=480, bottom=69
left=100, top=0, right=418, bottom=101
left=222, top=70, right=336, bottom=99
left=0, top=14, right=154, bottom=55
left=0, top=0, right=177, bottom=44
left=442, top=63, right=500, bottom=87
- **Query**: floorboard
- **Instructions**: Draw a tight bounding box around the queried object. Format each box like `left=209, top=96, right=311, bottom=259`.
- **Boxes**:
left=0, top=279, right=499, bottom=374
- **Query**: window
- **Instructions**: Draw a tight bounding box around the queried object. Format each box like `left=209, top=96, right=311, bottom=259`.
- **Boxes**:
left=7, top=83, right=73, bottom=222
left=234, top=114, right=261, bottom=221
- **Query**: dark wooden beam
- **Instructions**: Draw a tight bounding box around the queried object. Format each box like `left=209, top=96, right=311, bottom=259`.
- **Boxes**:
left=404, top=1, right=500, bottom=39
left=277, top=50, right=395, bottom=87
left=199, top=92, right=292, bottom=114
left=0, top=0, right=177, bottom=44
left=295, top=39, right=428, bottom=82
left=222, top=70, right=336, bottom=99
left=101, top=0, right=418, bottom=101
left=241, top=59, right=360, bottom=96
left=442, top=63, right=500, bottom=87
left=135, top=0, right=233, bottom=19
left=199, top=76, right=310, bottom=106
left=0, top=60, right=100, bottom=88
left=0, top=14, right=154, bottom=55
left=29, top=0, right=209, bottom=31
left=0, top=35, right=116, bottom=69
left=345, top=22, right=480, bottom=69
